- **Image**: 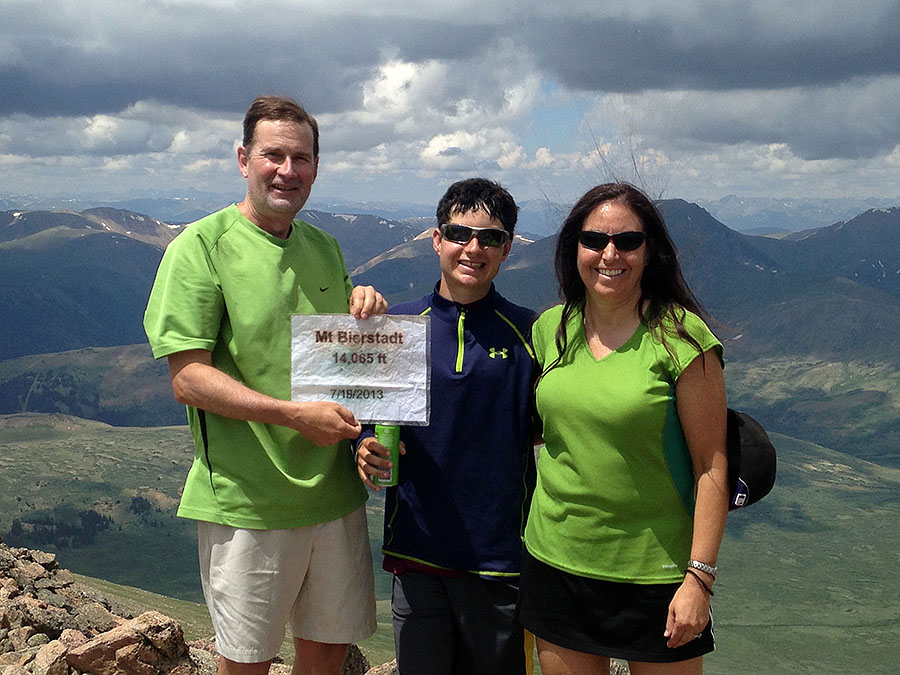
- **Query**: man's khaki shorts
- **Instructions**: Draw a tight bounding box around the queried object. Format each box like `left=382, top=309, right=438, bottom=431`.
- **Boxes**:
left=198, top=506, right=376, bottom=663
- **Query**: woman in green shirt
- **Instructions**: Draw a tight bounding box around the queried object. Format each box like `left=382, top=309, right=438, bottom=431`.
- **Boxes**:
left=518, top=183, right=729, bottom=674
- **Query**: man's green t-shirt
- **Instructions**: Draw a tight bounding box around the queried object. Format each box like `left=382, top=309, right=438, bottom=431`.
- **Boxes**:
left=143, top=205, right=366, bottom=529
left=525, top=304, right=723, bottom=584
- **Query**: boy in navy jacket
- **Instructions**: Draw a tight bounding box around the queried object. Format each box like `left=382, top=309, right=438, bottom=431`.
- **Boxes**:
left=357, top=178, right=537, bottom=674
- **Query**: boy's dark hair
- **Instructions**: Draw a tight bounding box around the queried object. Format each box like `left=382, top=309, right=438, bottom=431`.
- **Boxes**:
left=436, top=178, right=519, bottom=234
left=242, top=95, right=319, bottom=158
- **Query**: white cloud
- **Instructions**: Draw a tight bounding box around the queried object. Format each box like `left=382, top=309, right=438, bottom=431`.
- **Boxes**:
left=533, top=147, right=553, bottom=167
left=101, top=157, right=133, bottom=172
left=420, top=129, right=522, bottom=170
left=182, top=158, right=233, bottom=174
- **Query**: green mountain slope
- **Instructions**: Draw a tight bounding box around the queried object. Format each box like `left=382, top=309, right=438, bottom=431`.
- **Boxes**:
left=781, top=207, right=900, bottom=298
left=354, top=200, right=900, bottom=366
left=4, top=200, right=898, bottom=367
left=0, top=412, right=395, bottom=664
left=0, top=414, right=200, bottom=600
left=708, top=431, right=900, bottom=674
left=728, top=357, right=900, bottom=468
left=0, top=206, right=418, bottom=360
left=0, top=344, right=183, bottom=426
left=0, top=229, right=164, bottom=359
left=300, top=209, right=422, bottom=270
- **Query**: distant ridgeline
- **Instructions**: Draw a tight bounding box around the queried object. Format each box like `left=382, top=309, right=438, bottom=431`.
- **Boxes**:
left=1, top=202, right=899, bottom=460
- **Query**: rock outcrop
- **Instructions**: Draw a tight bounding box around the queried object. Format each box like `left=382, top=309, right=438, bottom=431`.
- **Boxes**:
left=0, top=537, right=203, bottom=675
left=0, top=538, right=374, bottom=674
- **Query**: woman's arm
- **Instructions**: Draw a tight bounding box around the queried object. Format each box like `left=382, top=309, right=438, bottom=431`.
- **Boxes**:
left=664, top=348, right=729, bottom=648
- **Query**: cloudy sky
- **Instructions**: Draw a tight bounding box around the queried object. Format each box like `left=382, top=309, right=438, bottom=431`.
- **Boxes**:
left=2, top=0, right=899, bottom=207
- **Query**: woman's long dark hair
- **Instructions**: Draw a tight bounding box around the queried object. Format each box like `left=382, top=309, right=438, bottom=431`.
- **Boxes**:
left=542, top=183, right=709, bottom=379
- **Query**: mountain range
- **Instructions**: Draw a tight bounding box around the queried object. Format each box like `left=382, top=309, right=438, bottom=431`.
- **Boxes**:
left=1, top=199, right=898, bottom=462
left=697, top=194, right=900, bottom=235
left=355, top=201, right=900, bottom=362
left=9, top=191, right=895, bottom=236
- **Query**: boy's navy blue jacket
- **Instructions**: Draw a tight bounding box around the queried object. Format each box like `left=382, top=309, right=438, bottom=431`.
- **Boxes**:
left=369, top=283, right=537, bottom=577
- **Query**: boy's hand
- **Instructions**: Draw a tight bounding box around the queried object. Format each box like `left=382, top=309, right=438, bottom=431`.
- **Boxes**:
left=356, top=436, right=405, bottom=491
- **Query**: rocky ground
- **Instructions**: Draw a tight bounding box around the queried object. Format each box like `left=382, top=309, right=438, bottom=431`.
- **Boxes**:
left=0, top=537, right=393, bottom=675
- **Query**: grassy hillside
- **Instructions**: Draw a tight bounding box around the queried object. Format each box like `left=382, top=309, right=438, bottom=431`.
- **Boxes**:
left=725, top=357, right=900, bottom=467
left=0, top=344, right=184, bottom=426
left=0, top=414, right=200, bottom=600
left=707, top=432, right=900, bottom=674
left=0, top=229, right=164, bottom=359
left=11, top=343, right=895, bottom=470
left=0, top=413, right=397, bottom=666
left=1, top=412, right=899, bottom=672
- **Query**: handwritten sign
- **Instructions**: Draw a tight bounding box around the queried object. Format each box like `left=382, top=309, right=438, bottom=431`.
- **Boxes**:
left=290, top=314, right=430, bottom=425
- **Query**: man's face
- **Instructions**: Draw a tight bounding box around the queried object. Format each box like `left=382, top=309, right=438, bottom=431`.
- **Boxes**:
left=432, top=207, right=511, bottom=304
left=237, top=119, right=318, bottom=232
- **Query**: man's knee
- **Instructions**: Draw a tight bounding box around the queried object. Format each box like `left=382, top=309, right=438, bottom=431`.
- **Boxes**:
left=292, top=638, right=348, bottom=675
left=218, top=656, right=273, bottom=675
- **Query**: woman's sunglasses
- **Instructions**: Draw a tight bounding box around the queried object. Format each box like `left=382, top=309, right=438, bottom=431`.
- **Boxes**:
left=439, top=223, right=511, bottom=248
left=578, top=230, right=646, bottom=251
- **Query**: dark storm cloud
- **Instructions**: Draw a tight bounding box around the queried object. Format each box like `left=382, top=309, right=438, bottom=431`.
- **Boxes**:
left=520, top=7, right=900, bottom=93
left=671, top=78, right=900, bottom=161
left=0, top=7, right=499, bottom=120
left=6, top=3, right=897, bottom=120
left=0, top=15, right=385, bottom=117
left=2, top=0, right=899, bottom=190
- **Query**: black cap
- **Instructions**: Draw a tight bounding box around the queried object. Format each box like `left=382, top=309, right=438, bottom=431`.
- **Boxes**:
left=726, top=409, right=777, bottom=510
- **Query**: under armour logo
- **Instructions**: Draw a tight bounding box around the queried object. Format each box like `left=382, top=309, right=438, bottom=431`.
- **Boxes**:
left=488, top=348, right=508, bottom=359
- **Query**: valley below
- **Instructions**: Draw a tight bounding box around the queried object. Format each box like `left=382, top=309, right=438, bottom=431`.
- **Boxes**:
left=1, top=411, right=899, bottom=673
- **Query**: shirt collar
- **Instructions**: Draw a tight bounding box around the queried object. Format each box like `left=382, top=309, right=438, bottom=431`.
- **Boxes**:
left=428, top=281, right=499, bottom=321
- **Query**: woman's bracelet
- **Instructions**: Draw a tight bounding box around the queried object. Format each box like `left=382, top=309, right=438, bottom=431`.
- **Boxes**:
left=687, top=559, right=718, bottom=579
left=685, top=568, right=715, bottom=596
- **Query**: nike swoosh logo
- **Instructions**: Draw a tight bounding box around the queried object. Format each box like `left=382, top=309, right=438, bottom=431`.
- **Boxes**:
left=319, top=287, right=329, bottom=292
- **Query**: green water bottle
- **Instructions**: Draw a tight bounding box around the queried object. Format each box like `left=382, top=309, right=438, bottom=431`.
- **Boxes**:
left=373, top=424, right=400, bottom=487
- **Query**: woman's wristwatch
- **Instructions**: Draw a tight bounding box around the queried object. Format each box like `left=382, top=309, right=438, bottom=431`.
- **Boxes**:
left=687, top=559, right=718, bottom=579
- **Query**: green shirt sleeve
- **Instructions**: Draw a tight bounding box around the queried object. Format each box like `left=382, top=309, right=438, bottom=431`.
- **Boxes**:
left=144, top=228, right=224, bottom=359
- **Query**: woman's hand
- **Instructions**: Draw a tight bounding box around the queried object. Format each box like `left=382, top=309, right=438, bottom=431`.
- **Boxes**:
left=664, top=573, right=712, bottom=648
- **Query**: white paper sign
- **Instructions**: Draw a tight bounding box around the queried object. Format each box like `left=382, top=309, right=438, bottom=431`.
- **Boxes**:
left=290, top=314, right=430, bottom=425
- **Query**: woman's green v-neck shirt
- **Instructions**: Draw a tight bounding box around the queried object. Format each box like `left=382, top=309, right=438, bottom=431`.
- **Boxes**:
left=525, top=304, right=722, bottom=584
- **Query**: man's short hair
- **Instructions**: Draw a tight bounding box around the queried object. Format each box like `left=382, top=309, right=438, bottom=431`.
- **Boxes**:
left=242, top=95, right=320, bottom=158
left=436, top=178, right=519, bottom=235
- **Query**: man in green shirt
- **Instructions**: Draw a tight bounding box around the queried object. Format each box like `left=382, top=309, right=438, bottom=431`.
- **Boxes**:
left=144, top=96, right=386, bottom=675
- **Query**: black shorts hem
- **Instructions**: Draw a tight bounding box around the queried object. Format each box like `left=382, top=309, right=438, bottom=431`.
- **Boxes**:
left=517, top=549, right=715, bottom=664
left=521, top=622, right=714, bottom=663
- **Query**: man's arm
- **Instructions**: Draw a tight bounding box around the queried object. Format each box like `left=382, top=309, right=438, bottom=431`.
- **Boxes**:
left=167, top=349, right=362, bottom=447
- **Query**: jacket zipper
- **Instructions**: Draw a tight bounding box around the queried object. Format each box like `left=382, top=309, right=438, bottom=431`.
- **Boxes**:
left=455, top=309, right=466, bottom=373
